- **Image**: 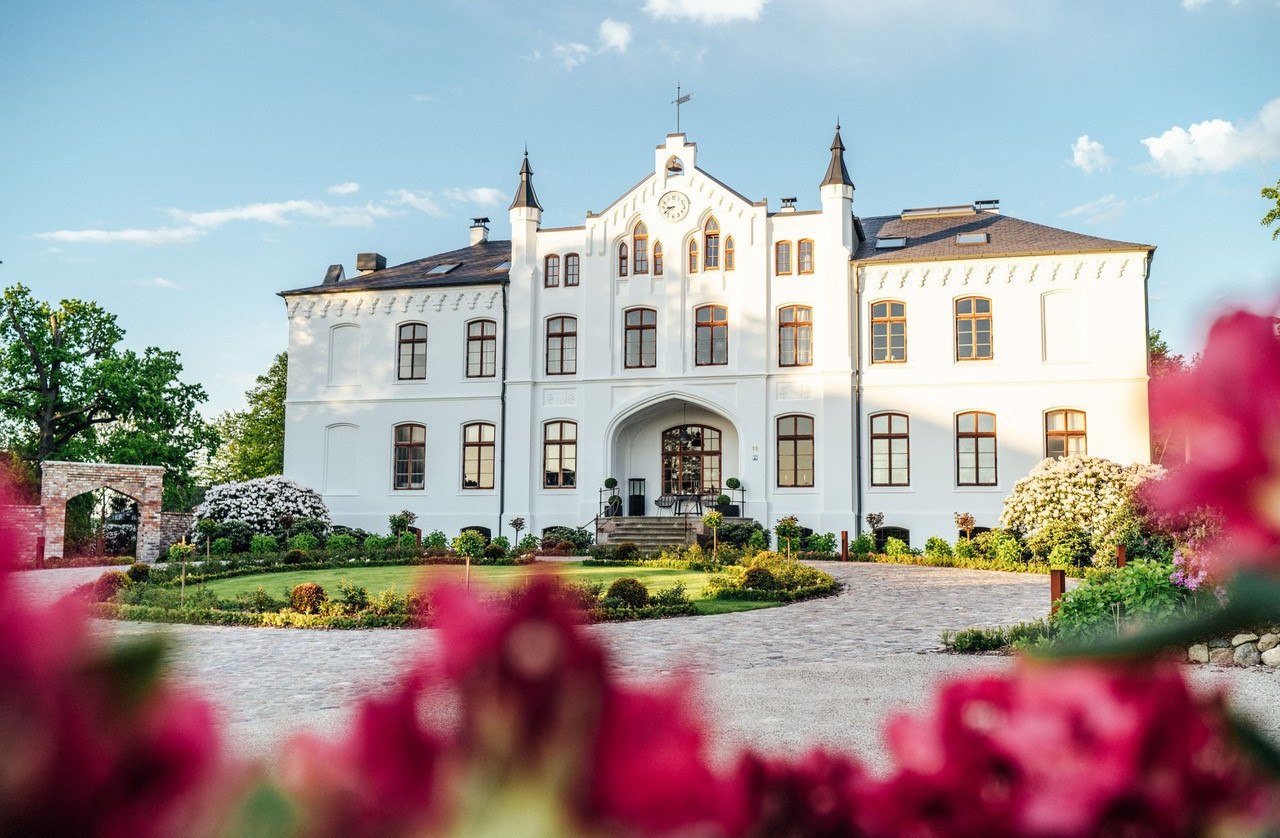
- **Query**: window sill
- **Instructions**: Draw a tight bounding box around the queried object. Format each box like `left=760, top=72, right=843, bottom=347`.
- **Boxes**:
left=866, top=486, right=914, bottom=493
left=953, top=485, right=1003, bottom=493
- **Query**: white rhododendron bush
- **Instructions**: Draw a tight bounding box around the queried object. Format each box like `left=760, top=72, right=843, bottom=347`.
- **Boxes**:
left=1001, top=455, right=1162, bottom=537
left=192, top=475, right=329, bottom=533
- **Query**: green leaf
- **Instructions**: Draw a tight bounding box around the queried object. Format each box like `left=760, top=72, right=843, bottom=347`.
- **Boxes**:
left=218, top=782, right=299, bottom=838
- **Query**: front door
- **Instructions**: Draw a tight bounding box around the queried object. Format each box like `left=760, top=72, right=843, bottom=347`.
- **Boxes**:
left=661, top=425, right=722, bottom=495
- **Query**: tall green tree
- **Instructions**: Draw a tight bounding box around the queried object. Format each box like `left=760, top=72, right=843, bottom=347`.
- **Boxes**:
left=0, top=284, right=216, bottom=508
left=205, top=352, right=286, bottom=483
left=1148, top=329, right=1191, bottom=467
left=1263, top=178, right=1280, bottom=241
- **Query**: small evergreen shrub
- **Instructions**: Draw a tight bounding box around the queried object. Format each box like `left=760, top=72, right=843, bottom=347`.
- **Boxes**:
left=742, top=566, right=779, bottom=591
left=397, top=532, right=419, bottom=551
left=282, top=549, right=307, bottom=565
left=94, top=570, right=132, bottom=602
left=719, top=521, right=767, bottom=549
left=288, top=532, right=320, bottom=551
left=482, top=543, right=506, bottom=560
left=167, top=542, right=195, bottom=563
left=326, top=533, right=358, bottom=553
left=924, top=536, right=953, bottom=558
left=213, top=520, right=255, bottom=553
left=491, top=535, right=511, bottom=554
left=424, top=530, right=449, bottom=549
left=125, top=563, right=151, bottom=584
left=605, top=577, right=650, bottom=608
left=210, top=537, right=233, bottom=555
left=250, top=534, right=280, bottom=554
left=850, top=533, right=874, bottom=557
left=614, top=542, right=642, bottom=563
left=363, top=535, right=392, bottom=552
left=954, top=539, right=978, bottom=559
left=1027, top=522, right=1092, bottom=565
left=884, top=537, right=910, bottom=557
left=516, top=533, right=540, bottom=554
left=746, top=530, right=769, bottom=553
left=805, top=532, right=838, bottom=554
left=290, top=582, right=327, bottom=614
left=337, top=579, right=369, bottom=612
left=541, top=526, right=594, bottom=550
left=650, top=581, right=690, bottom=606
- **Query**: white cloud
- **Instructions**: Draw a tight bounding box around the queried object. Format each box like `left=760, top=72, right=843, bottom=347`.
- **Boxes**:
left=1070, top=135, right=1113, bottom=174
left=1142, top=97, right=1280, bottom=175
left=599, top=18, right=633, bottom=52
left=643, top=0, right=766, bottom=24
left=35, top=226, right=203, bottom=245
left=1060, top=194, right=1128, bottom=225
left=133, top=276, right=182, bottom=289
left=170, top=199, right=394, bottom=229
left=444, top=187, right=505, bottom=207
left=412, top=93, right=441, bottom=103
left=1181, top=0, right=1212, bottom=7
left=327, top=181, right=360, bottom=195
left=389, top=189, right=446, bottom=217
left=553, top=41, right=592, bottom=69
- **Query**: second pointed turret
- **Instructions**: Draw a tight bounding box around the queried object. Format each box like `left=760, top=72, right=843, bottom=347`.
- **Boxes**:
left=821, top=124, right=854, bottom=190
left=509, top=149, right=543, bottom=212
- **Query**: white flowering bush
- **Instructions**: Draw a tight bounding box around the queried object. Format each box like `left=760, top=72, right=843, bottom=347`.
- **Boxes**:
left=192, top=476, right=330, bottom=535
left=1001, top=455, right=1163, bottom=548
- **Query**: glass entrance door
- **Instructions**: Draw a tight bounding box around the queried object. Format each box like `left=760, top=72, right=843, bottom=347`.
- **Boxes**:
left=661, top=425, right=722, bottom=495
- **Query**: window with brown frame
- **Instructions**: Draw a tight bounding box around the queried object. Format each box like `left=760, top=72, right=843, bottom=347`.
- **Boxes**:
left=544, top=254, right=560, bottom=288
left=724, top=236, right=735, bottom=271
left=870, top=412, right=909, bottom=486
left=396, top=323, right=427, bottom=380
left=1045, top=409, right=1087, bottom=458
left=565, top=253, right=580, bottom=287
left=618, top=243, right=628, bottom=277
left=956, top=411, right=997, bottom=486
left=778, top=305, right=813, bottom=367
left=462, top=422, right=495, bottom=490
left=955, top=296, right=993, bottom=360
left=653, top=242, right=664, bottom=276
left=777, top=415, right=815, bottom=487
left=661, top=425, right=721, bottom=494
left=545, top=316, right=577, bottom=376
left=633, top=222, right=649, bottom=274
left=543, top=421, right=577, bottom=488
left=695, top=304, right=728, bottom=366
left=775, top=241, right=793, bottom=275
left=624, top=308, right=657, bottom=369
left=393, top=423, right=425, bottom=490
left=704, top=217, right=720, bottom=270
left=465, top=320, right=497, bottom=378
left=798, top=239, right=815, bottom=274
left=870, top=301, right=907, bottom=363
left=687, top=239, right=699, bottom=273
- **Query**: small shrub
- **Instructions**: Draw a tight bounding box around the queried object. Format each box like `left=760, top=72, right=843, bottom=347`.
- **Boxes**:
left=491, top=535, right=511, bottom=554
left=210, top=537, right=233, bottom=555
left=326, top=533, right=359, bottom=553
left=282, top=548, right=308, bottom=565
left=93, top=570, right=132, bottom=602
left=614, top=542, right=642, bottom=563
left=982, top=529, right=1027, bottom=564
left=651, top=581, right=690, bottom=606
left=884, top=537, right=910, bottom=557
left=452, top=530, right=487, bottom=559
left=746, top=530, right=768, bottom=553
left=924, top=536, right=953, bottom=558
left=1027, top=522, right=1092, bottom=566
left=363, top=535, right=392, bottom=552
left=482, top=543, right=506, bottom=560
left=286, top=516, right=330, bottom=545
left=250, top=534, right=280, bottom=555
left=236, top=587, right=282, bottom=613
left=288, top=532, right=320, bottom=551
left=805, top=532, right=838, bottom=554
left=605, top=577, right=650, bottom=608
left=396, top=531, right=419, bottom=551
left=516, top=533, right=540, bottom=554
left=541, top=526, right=594, bottom=550
left=290, top=582, right=327, bottom=614
left=850, top=533, right=874, bottom=557
left=424, top=530, right=449, bottom=549
left=720, top=521, right=767, bottom=549
left=954, top=539, right=977, bottom=560
left=742, top=566, right=779, bottom=591
left=337, top=578, right=369, bottom=612
left=213, top=520, right=255, bottom=553
left=369, top=587, right=405, bottom=616
left=125, top=563, right=151, bottom=584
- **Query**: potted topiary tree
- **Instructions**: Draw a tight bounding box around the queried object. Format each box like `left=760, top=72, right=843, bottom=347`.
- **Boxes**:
left=714, top=493, right=738, bottom=517
left=604, top=477, right=618, bottom=490
left=605, top=495, right=623, bottom=517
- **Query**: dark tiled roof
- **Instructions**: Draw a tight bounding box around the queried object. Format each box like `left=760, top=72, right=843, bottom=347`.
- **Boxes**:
left=279, top=240, right=511, bottom=296
left=853, top=211, right=1153, bottom=264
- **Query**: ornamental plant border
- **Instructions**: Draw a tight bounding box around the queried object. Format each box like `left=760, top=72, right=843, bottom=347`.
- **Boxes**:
left=853, top=551, right=1088, bottom=578
left=150, top=553, right=534, bottom=588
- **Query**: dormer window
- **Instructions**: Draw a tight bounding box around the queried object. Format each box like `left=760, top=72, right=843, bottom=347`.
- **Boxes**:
left=633, top=221, right=649, bottom=274
left=666, top=156, right=684, bottom=176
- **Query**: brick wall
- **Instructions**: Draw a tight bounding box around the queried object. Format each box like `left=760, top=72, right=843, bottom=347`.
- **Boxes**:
left=1, top=505, right=44, bottom=567
left=157, top=512, right=194, bottom=556
left=39, top=461, right=167, bottom=562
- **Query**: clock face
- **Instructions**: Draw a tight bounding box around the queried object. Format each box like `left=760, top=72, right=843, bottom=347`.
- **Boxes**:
left=658, top=191, right=690, bottom=222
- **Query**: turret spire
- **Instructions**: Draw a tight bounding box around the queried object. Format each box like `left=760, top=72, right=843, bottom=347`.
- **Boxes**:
left=820, top=123, right=854, bottom=189
left=509, top=148, right=543, bottom=211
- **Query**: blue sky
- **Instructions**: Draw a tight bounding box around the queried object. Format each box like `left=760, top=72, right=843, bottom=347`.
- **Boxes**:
left=2, top=0, right=1277, bottom=414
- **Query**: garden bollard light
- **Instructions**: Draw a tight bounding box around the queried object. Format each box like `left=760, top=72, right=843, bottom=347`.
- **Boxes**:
left=1050, top=568, right=1066, bottom=616
left=36, top=535, right=45, bottom=569
left=1116, top=543, right=1126, bottom=568
left=841, top=531, right=849, bottom=561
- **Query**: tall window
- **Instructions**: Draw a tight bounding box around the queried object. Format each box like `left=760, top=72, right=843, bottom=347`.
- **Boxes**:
left=778, top=305, right=813, bottom=367
left=653, top=242, right=664, bottom=276
left=544, top=254, right=560, bottom=288
left=393, top=423, right=425, bottom=490
left=543, top=421, right=577, bottom=488
left=633, top=222, right=649, bottom=274
left=565, top=253, right=580, bottom=287
left=798, top=239, right=815, bottom=274
left=661, top=425, right=721, bottom=494
left=724, top=236, right=735, bottom=271
left=955, top=296, right=993, bottom=360
left=466, top=320, right=497, bottom=378
left=618, top=243, right=628, bottom=277
left=695, top=305, right=728, bottom=366
left=777, top=415, right=815, bottom=487
left=704, top=217, right=720, bottom=269
left=1045, top=409, right=1087, bottom=458
left=776, top=241, right=793, bottom=275
left=396, top=323, right=427, bottom=380
left=462, top=422, right=495, bottom=489
left=687, top=239, right=699, bottom=273
left=956, top=411, right=997, bottom=486
left=870, top=412, right=909, bottom=486
left=870, top=301, right=907, bottom=363
left=624, top=308, right=657, bottom=369
left=545, top=316, right=577, bottom=376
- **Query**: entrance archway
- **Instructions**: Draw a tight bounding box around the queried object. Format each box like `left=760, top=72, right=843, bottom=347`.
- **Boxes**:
left=40, top=462, right=166, bottom=562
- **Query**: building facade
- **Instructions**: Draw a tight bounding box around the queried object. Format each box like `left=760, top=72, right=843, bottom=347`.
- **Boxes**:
left=280, top=130, right=1154, bottom=544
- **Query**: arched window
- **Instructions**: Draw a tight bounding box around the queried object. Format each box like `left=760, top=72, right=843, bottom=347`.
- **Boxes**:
left=653, top=241, right=664, bottom=276
left=543, top=421, right=577, bottom=488
left=724, top=236, right=735, bottom=271
left=955, top=296, right=993, bottom=360
left=624, top=308, right=657, bottom=369
left=695, top=304, right=728, bottom=366
left=775, top=241, right=793, bottom=275
left=618, top=243, right=629, bottom=277
left=545, top=316, right=577, bottom=376
left=875, top=526, right=911, bottom=552
left=778, top=305, right=813, bottom=367
left=870, top=412, right=909, bottom=486
left=661, top=425, right=721, bottom=494
left=704, top=217, right=720, bottom=270
left=870, top=301, right=907, bottom=363
left=396, top=323, right=427, bottom=380
left=956, top=411, right=997, bottom=486
left=633, top=222, right=649, bottom=274
left=777, top=415, right=815, bottom=487
left=1045, top=409, right=1087, bottom=458
left=544, top=254, right=560, bottom=288
left=687, top=239, right=699, bottom=273
left=564, top=253, right=580, bottom=287
left=392, top=423, right=425, bottom=490
left=798, top=239, right=815, bottom=274
left=462, top=422, right=495, bottom=490
left=466, top=320, right=497, bottom=378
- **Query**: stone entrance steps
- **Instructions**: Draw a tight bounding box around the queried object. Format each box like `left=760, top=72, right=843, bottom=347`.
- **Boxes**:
left=598, top=517, right=750, bottom=548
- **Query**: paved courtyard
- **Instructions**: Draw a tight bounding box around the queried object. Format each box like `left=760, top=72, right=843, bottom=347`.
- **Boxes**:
left=15, top=562, right=1280, bottom=767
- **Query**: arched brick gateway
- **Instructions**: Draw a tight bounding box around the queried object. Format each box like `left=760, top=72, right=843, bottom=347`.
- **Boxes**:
left=40, top=461, right=166, bottom=562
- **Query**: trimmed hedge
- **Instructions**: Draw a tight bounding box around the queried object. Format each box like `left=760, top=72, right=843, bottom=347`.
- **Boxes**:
left=93, top=603, right=426, bottom=629
left=854, top=551, right=1087, bottom=578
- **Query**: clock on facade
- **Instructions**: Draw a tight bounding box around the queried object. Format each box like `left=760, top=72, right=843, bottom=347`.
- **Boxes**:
left=658, top=191, right=690, bottom=222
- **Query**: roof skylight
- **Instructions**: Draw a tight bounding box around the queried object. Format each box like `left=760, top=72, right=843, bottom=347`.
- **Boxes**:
left=426, top=264, right=460, bottom=275
left=875, top=236, right=907, bottom=249
left=955, top=232, right=989, bottom=246
left=492, top=261, right=511, bottom=272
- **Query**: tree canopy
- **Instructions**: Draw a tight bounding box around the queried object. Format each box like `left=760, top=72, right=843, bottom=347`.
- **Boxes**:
left=1263, top=178, right=1280, bottom=241
left=205, top=352, right=286, bottom=483
left=0, top=284, right=216, bottom=508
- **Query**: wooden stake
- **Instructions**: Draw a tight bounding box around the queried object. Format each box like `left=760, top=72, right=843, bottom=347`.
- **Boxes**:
left=1116, top=543, right=1127, bottom=568
left=1050, top=569, right=1066, bottom=616
left=840, top=530, right=849, bottom=561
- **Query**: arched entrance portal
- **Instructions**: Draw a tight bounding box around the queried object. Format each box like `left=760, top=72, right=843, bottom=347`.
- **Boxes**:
left=40, top=462, right=166, bottom=562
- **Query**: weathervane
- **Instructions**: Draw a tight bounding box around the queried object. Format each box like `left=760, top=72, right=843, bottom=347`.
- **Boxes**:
left=672, top=83, right=692, bottom=133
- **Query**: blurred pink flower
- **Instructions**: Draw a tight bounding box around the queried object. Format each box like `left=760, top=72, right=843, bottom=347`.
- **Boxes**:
left=732, top=748, right=868, bottom=838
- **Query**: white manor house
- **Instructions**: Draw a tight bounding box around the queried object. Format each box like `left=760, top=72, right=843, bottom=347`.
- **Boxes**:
left=280, top=129, right=1154, bottom=545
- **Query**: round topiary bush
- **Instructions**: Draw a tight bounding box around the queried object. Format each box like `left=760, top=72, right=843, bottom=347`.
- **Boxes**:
left=326, top=533, right=358, bottom=553
left=125, top=563, right=150, bottom=584
left=290, top=582, right=327, bottom=614
left=483, top=543, right=506, bottom=560
left=742, top=566, right=779, bottom=591
left=210, top=537, right=233, bottom=555
left=614, top=541, right=641, bottom=563
left=282, top=548, right=308, bottom=565
left=193, top=476, right=330, bottom=537
left=93, top=570, right=132, bottom=602
left=288, top=532, right=320, bottom=551
left=605, top=576, right=649, bottom=608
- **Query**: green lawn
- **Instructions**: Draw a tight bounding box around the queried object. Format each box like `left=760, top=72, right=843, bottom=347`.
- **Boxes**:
left=199, top=561, right=777, bottom=617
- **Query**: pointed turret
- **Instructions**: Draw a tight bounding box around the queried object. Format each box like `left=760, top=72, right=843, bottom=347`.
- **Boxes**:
left=509, top=149, right=543, bottom=211
left=821, top=124, right=854, bottom=189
